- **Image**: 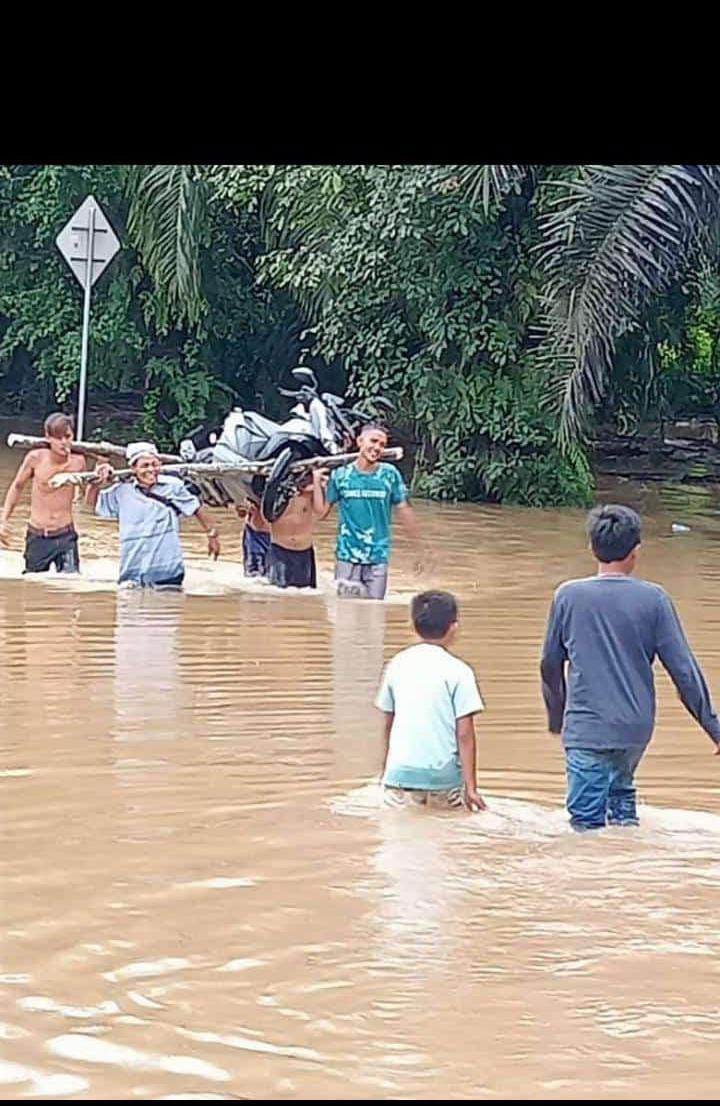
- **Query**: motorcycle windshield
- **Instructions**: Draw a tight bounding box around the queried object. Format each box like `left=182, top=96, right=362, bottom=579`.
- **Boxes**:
left=214, top=411, right=275, bottom=462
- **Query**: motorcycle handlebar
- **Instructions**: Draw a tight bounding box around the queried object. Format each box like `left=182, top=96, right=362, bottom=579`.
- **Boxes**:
left=278, top=385, right=320, bottom=401
left=275, top=383, right=391, bottom=439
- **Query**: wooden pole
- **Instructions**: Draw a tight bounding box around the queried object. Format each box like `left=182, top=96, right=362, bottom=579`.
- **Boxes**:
left=6, top=433, right=181, bottom=464
left=49, top=447, right=404, bottom=489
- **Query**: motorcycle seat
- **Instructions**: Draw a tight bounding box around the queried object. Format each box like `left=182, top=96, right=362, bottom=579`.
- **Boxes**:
left=243, top=412, right=280, bottom=438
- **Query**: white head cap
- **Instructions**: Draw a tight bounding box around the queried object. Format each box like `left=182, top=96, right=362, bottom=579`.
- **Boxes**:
left=126, top=441, right=159, bottom=466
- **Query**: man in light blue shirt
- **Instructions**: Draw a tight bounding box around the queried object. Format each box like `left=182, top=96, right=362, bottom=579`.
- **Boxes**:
left=313, top=424, right=424, bottom=599
left=85, top=441, right=220, bottom=587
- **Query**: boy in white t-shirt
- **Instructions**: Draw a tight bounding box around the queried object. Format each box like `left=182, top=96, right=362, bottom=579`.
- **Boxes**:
left=375, top=590, right=486, bottom=811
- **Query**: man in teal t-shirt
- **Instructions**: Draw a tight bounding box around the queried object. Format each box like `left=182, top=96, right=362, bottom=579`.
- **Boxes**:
left=314, top=424, right=421, bottom=599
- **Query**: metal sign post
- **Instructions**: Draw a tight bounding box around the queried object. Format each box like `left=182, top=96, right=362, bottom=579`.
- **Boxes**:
left=77, top=203, right=96, bottom=443
left=56, top=195, right=120, bottom=440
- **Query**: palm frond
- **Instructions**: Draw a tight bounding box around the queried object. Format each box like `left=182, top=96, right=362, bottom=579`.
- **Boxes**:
left=537, top=164, right=720, bottom=441
left=452, top=164, right=531, bottom=214
left=127, top=165, right=208, bottom=330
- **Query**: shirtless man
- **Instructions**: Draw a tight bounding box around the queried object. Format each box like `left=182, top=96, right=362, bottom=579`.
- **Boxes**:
left=264, top=471, right=324, bottom=589
left=0, top=412, right=85, bottom=573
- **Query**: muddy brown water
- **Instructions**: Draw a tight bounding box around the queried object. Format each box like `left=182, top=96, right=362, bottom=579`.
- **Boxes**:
left=1, top=434, right=720, bottom=1099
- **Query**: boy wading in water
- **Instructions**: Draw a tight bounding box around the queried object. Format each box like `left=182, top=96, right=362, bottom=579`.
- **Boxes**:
left=0, top=412, right=84, bottom=573
left=541, top=504, right=720, bottom=832
left=376, top=590, right=486, bottom=811
left=265, top=472, right=324, bottom=589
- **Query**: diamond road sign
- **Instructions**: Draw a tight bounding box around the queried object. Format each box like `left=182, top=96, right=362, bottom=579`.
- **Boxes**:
left=56, top=194, right=120, bottom=288
left=55, top=194, right=121, bottom=440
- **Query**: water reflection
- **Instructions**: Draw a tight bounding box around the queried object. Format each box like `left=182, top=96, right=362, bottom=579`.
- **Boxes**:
left=328, top=597, right=387, bottom=779
left=112, top=590, right=185, bottom=744
left=369, top=809, right=465, bottom=974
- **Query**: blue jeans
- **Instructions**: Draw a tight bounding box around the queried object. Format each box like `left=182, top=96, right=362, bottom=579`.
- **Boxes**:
left=565, top=746, right=646, bottom=831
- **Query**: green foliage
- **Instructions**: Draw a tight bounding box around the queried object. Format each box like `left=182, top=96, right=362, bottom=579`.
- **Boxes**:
left=409, top=360, right=592, bottom=506
left=601, top=262, right=720, bottom=434
left=653, top=265, right=720, bottom=416
left=0, top=165, right=142, bottom=409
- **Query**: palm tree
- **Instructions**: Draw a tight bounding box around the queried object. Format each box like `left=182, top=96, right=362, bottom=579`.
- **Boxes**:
left=126, top=164, right=720, bottom=439
left=535, top=165, right=720, bottom=440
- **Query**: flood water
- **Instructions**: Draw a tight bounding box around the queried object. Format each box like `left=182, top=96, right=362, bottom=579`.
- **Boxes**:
left=2, top=435, right=720, bottom=1100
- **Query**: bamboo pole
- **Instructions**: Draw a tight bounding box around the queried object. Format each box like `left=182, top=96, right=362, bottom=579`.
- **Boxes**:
left=50, top=447, right=404, bottom=489
left=6, top=433, right=181, bottom=464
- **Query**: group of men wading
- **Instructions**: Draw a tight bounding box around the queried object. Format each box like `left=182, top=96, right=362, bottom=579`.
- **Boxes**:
left=0, top=412, right=424, bottom=596
left=3, top=413, right=719, bottom=832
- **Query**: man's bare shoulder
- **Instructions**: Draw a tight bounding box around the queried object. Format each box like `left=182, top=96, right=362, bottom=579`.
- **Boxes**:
left=32, top=449, right=84, bottom=471
left=17, top=448, right=45, bottom=472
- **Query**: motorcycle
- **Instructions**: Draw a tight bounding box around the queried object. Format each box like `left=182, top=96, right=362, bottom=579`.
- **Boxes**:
left=178, top=366, right=393, bottom=522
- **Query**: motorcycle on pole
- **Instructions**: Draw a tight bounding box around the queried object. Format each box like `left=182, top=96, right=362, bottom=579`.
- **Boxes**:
left=178, top=367, right=393, bottom=522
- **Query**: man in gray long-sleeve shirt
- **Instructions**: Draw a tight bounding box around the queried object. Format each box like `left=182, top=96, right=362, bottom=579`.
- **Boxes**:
left=541, top=504, right=720, bottom=831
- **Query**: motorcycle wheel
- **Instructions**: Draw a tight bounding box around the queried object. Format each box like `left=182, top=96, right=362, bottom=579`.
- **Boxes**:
left=261, top=446, right=298, bottom=523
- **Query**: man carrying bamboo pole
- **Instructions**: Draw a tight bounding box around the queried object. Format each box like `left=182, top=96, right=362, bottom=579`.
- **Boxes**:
left=0, top=412, right=85, bottom=573
left=85, top=442, right=221, bottom=588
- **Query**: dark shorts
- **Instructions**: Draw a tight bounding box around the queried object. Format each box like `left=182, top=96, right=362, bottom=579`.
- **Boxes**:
left=24, top=525, right=80, bottom=574
left=243, top=525, right=271, bottom=577
left=267, top=543, right=317, bottom=589
left=119, top=570, right=185, bottom=589
left=334, top=560, right=388, bottom=600
left=150, top=572, right=185, bottom=590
